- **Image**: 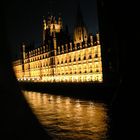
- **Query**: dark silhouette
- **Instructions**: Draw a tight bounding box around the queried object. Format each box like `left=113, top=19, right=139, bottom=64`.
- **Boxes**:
left=1, top=0, right=136, bottom=139
left=97, top=0, right=137, bottom=139
left=0, top=4, right=52, bottom=140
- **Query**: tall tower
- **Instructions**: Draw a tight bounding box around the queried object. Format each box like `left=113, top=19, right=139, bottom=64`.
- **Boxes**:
left=21, top=43, right=26, bottom=78
left=42, top=15, right=62, bottom=47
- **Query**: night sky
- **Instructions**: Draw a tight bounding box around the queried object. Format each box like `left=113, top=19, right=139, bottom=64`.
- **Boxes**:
left=3, top=0, right=98, bottom=59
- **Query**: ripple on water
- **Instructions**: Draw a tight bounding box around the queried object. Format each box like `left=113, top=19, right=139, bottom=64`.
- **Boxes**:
left=24, top=91, right=109, bottom=140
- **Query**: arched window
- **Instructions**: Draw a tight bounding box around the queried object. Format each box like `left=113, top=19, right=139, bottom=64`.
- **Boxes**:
left=89, top=55, right=92, bottom=59
left=96, top=69, right=99, bottom=72
left=65, top=59, right=67, bottom=63
left=95, top=54, right=98, bottom=58
left=84, top=56, right=86, bottom=60
left=70, top=68, right=72, bottom=74
left=61, top=59, right=63, bottom=64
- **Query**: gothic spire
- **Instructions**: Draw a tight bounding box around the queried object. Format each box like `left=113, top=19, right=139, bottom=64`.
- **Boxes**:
left=75, top=1, right=85, bottom=27
left=74, top=1, right=88, bottom=44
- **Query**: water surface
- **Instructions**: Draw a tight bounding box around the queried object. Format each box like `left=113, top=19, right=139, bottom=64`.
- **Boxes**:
left=23, top=91, right=109, bottom=140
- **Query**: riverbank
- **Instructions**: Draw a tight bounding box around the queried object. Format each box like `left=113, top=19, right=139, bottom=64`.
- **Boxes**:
left=19, top=81, right=118, bottom=104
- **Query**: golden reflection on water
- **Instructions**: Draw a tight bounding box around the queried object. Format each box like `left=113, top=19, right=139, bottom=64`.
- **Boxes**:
left=23, top=91, right=109, bottom=140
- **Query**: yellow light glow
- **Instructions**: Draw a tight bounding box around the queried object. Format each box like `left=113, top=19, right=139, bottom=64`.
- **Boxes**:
left=13, top=21, right=103, bottom=83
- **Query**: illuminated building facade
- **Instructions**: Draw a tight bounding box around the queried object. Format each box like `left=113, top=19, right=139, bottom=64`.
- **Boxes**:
left=13, top=11, right=103, bottom=83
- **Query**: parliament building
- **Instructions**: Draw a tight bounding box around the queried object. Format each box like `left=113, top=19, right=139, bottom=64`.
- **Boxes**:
left=13, top=9, right=103, bottom=83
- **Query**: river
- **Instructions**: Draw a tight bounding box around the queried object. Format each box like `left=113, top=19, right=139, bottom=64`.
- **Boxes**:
left=23, top=91, right=110, bottom=140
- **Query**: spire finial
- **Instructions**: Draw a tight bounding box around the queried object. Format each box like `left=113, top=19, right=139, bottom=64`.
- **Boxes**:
left=49, top=0, right=55, bottom=16
left=43, top=16, right=47, bottom=30
left=75, top=1, right=84, bottom=27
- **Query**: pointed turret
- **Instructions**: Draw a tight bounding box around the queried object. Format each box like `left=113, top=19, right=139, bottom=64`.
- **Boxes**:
left=43, top=16, right=47, bottom=44
left=74, top=3, right=88, bottom=44
left=58, top=13, right=63, bottom=29
left=43, top=16, right=47, bottom=30
left=75, top=3, right=84, bottom=27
